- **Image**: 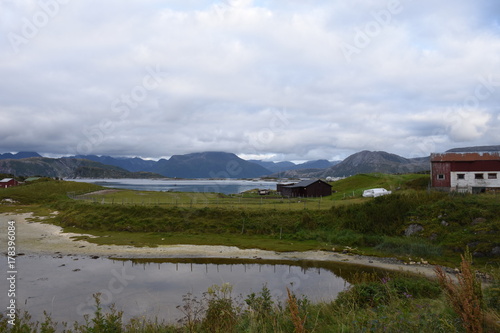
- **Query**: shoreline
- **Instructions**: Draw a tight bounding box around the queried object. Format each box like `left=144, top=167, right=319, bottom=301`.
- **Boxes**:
left=0, top=212, right=440, bottom=278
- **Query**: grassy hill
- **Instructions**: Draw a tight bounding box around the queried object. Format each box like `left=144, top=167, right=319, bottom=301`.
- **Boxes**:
left=329, top=173, right=429, bottom=199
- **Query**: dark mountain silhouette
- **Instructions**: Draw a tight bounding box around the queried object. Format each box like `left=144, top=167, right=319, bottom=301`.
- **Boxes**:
left=151, top=152, right=272, bottom=178
left=74, top=155, right=156, bottom=172
left=320, top=151, right=429, bottom=177
left=0, top=149, right=437, bottom=179
left=273, top=151, right=429, bottom=178
left=296, top=159, right=340, bottom=170
left=446, top=145, right=500, bottom=152
left=251, top=159, right=340, bottom=173
left=0, top=157, right=164, bottom=178
left=0, top=152, right=41, bottom=160
left=249, top=160, right=296, bottom=173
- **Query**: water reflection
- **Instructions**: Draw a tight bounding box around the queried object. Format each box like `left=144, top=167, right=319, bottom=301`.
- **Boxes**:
left=0, top=255, right=379, bottom=325
left=69, top=178, right=279, bottom=195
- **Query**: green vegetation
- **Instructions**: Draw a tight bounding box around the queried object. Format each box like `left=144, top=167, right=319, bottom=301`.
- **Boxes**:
left=1, top=175, right=499, bottom=331
left=1, top=174, right=498, bottom=267
left=1, top=268, right=499, bottom=332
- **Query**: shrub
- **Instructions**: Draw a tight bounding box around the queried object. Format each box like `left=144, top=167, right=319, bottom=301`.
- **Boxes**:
left=374, top=236, right=443, bottom=259
left=202, top=283, right=239, bottom=333
left=435, top=249, right=484, bottom=333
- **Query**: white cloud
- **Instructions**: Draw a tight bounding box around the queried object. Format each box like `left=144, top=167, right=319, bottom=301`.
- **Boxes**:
left=0, top=0, right=499, bottom=161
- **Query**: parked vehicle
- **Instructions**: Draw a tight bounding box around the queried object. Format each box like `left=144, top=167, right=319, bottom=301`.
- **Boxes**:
left=362, top=188, right=392, bottom=197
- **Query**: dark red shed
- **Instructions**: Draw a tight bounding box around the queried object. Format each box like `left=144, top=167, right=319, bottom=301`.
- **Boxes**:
left=0, top=178, right=19, bottom=188
left=277, top=179, right=332, bottom=198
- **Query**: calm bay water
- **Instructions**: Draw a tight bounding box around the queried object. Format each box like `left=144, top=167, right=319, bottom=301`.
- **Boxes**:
left=0, top=255, right=353, bottom=325
left=69, top=178, right=279, bottom=195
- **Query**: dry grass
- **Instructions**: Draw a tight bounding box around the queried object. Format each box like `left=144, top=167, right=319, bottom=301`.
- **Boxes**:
left=287, top=288, right=307, bottom=333
left=435, top=249, right=484, bottom=333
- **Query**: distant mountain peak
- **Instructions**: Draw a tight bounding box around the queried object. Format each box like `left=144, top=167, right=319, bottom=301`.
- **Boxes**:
left=152, top=151, right=271, bottom=178
left=0, top=152, right=42, bottom=160
left=446, top=145, right=500, bottom=153
left=320, top=150, right=428, bottom=177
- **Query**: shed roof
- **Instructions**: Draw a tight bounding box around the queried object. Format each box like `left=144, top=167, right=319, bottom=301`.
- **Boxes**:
left=25, top=177, right=41, bottom=182
left=283, top=179, right=331, bottom=188
left=431, top=152, right=500, bottom=162
left=0, top=178, right=14, bottom=183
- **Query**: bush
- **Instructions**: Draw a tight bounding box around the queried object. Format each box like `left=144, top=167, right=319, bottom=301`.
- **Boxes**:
left=202, top=283, right=239, bottom=333
left=374, top=236, right=443, bottom=259
left=335, top=275, right=441, bottom=310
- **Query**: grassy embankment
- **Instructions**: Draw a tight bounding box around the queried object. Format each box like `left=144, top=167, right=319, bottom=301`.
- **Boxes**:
left=1, top=174, right=499, bottom=267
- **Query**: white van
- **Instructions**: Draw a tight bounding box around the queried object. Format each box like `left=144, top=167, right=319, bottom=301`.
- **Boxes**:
left=362, top=188, right=392, bottom=198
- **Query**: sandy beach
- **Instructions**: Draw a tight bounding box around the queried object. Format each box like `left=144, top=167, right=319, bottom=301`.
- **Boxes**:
left=1, top=212, right=441, bottom=278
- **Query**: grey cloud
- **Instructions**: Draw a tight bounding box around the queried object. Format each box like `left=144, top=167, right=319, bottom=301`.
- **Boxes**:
left=1, top=0, right=499, bottom=162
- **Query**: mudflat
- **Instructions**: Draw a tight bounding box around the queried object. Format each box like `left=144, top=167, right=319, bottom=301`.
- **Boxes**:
left=0, top=213, right=440, bottom=278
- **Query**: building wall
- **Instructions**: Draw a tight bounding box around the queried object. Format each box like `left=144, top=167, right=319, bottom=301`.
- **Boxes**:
left=450, top=171, right=500, bottom=191
left=431, top=153, right=500, bottom=191
left=431, top=162, right=451, bottom=188
left=277, top=181, right=332, bottom=197
left=305, top=182, right=332, bottom=197
left=450, top=160, right=500, bottom=172
left=0, top=179, right=18, bottom=188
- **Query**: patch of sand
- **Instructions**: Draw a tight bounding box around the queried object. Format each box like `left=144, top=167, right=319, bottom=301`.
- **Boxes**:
left=0, top=213, right=441, bottom=278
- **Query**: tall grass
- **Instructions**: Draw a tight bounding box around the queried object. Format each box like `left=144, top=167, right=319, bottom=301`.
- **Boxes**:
left=435, top=249, right=484, bottom=333
left=2, top=273, right=498, bottom=333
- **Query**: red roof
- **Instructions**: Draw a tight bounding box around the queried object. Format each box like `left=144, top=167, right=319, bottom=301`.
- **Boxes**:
left=431, top=152, right=500, bottom=162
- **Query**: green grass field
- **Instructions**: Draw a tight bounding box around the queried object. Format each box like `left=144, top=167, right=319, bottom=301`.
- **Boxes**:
left=70, top=173, right=430, bottom=210
left=1, top=175, right=499, bottom=332
left=1, top=174, right=498, bottom=267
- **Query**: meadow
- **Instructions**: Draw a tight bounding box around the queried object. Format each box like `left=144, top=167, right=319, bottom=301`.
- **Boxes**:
left=0, top=175, right=499, bottom=331
left=1, top=174, right=498, bottom=266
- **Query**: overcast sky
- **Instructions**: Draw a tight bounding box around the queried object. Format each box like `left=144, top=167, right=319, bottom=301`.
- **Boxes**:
left=1, top=0, right=499, bottom=162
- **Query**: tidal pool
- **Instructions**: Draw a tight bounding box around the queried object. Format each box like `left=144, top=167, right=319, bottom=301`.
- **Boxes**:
left=0, top=254, right=368, bottom=325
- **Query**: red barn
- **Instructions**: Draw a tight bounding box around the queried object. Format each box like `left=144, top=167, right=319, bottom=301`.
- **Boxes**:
left=0, top=178, right=19, bottom=188
left=430, top=152, right=500, bottom=193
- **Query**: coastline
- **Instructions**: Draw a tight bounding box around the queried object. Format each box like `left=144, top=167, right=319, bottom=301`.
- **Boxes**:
left=0, top=212, right=440, bottom=278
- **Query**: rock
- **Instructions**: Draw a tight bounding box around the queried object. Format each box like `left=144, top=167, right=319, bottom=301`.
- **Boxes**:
left=429, top=233, right=438, bottom=241
left=473, top=251, right=486, bottom=258
left=471, top=217, right=487, bottom=225
left=467, top=241, right=480, bottom=248
left=491, top=246, right=500, bottom=256
left=405, top=224, right=424, bottom=236
left=441, top=221, right=449, bottom=226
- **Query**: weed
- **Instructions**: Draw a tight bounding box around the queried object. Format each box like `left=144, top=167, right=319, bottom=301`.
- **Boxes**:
left=177, top=292, right=205, bottom=332
left=435, top=249, right=484, bottom=333
left=286, top=288, right=307, bottom=333
left=202, top=283, right=239, bottom=333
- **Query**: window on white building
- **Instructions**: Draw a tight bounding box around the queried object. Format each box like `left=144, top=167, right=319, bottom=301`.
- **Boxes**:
left=475, top=173, right=484, bottom=179
left=457, top=174, right=465, bottom=179
left=488, top=173, right=497, bottom=179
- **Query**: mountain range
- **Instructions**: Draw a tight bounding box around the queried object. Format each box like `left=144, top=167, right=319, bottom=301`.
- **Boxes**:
left=2, top=145, right=497, bottom=179
left=0, top=157, right=163, bottom=179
